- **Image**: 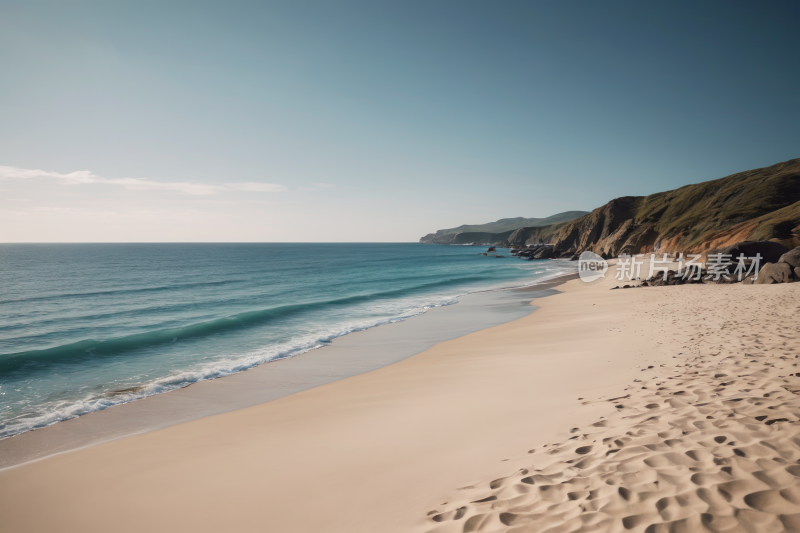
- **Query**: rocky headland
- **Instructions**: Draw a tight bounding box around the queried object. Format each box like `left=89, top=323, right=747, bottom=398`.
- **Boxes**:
left=421, top=158, right=800, bottom=262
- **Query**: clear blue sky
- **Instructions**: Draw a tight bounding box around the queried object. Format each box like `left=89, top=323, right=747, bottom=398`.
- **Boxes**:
left=1, top=0, right=798, bottom=242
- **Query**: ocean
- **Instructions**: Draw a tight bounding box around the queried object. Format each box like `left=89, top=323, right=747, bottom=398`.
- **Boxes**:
left=0, top=243, right=574, bottom=439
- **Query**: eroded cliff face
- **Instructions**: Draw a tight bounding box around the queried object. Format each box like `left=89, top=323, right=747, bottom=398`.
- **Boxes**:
left=507, top=158, right=800, bottom=259
left=507, top=198, right=661, bottom=256
left=551, top=197, right=648, bottom=257
left=506, top=224, right=568, bottom=248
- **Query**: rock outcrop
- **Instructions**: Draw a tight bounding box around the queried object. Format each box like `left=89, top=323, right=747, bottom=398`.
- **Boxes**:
left=780, top=246, right=800, bottom=269
left=513, top=244, right=555, bottom=260
left=754, top=262, right=795, bottom=284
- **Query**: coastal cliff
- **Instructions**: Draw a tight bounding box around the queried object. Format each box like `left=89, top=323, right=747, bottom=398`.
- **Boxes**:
left=422, top=158, right=800, bottom=258
left=537, top=157, right=800, bottom=257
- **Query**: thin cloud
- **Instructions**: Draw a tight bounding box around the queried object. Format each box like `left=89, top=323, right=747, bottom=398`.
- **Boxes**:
left=299, top=182, right=337, bottom=191
left=229, top=182, right=288, bottom=192
left=0, top=166, right=286, bottom=196
left=32, top=206, right=118, bottom=218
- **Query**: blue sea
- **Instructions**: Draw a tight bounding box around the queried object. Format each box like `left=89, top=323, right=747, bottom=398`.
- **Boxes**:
left=0, top=243, right=574, bottom=439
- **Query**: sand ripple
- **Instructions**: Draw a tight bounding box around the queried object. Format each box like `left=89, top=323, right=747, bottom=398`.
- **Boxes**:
left=423, top=284, right=800, bottom=533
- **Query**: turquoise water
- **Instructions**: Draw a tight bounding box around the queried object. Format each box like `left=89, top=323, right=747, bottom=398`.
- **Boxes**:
left=0, top=243, right=574, bottom=438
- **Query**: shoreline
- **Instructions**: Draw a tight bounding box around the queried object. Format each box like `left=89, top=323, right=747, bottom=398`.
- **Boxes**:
left=4, top=264, right=793, bottom=532
left=0, top=266, right=657, bottom=533
left=0, top=270, right=577, bottom=469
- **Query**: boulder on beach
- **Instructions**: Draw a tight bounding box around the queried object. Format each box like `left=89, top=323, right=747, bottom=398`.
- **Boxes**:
left=779, top=246, right=800, bottom=270
left=754, top=262, right=793, bottom=284
left=720, top=241, right=789, bottom=265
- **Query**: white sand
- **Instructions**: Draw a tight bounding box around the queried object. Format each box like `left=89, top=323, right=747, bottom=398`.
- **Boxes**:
left=2, top=263, right=798, bottom=533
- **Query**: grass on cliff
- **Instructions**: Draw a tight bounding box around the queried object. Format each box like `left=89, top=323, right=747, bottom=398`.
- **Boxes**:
left=635, top=158, right=800, bottom=247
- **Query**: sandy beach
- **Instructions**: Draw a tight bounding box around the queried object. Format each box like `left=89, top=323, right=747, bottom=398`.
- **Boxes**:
left=2, top=264, right=799, bottom=533
left=3, top=3, right=797, bottom=532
